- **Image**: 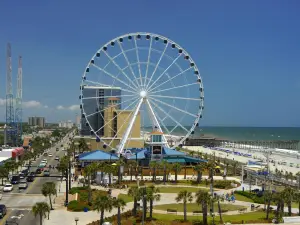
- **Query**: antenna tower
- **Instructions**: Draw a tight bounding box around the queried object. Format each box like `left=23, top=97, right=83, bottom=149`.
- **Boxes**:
left=15, top=56, right=23, bottom=146
left=6, top=43, right=15, bottom=146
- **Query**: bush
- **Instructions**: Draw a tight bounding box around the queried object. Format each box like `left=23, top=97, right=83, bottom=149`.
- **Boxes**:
left=69, top=186, right=88, bottom=194
left=67, top=200, right=91, bottom=212
left=235, top=191, right=265, bottom=204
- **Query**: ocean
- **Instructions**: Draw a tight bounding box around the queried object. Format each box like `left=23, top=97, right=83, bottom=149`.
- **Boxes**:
left=143, top=126, right=300, bottom=141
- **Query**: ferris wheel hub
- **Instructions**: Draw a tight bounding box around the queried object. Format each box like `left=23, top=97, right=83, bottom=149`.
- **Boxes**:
left=140, top=90, right=147, bottom=98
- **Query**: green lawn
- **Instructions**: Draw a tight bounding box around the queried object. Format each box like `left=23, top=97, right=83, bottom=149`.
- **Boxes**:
left=158, top=187, right=204, bottom=193
left=118, top=194, right=133, bottom=203
left=154, top=203, right=246, bottom=212
left=234, top=193, right=254, bottom=203
left=153, top=211, right=268, bottom=224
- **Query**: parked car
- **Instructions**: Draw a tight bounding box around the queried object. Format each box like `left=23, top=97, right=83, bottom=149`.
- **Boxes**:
left=3, top=184, right=13, bottom=192
left=43, top=170, right=50, bottom=176
left=11, top=175, right=20, bottom=184
left=36, top=168, right=43, bottom=174
left=56, top=148, right=59, bottom=151
left=19, top=180, right=28, bottom=189
left=0, top=205, right=7, bottom=218
left=48, top=153, right=53, bottom=157
left=26, top=175, right=35, bottom=182
left=55, top=156, right=59, bottom=161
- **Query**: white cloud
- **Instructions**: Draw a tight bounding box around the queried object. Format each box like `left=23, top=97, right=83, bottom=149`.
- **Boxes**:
left=56, top=104, right=80, bottom=111
left=68, top=105, right=79, bottom=111
left=0, top=98, right=6, bottom=106
left=44, top=105, right=49, bottom=109
left=0, top=98, right=42, bottom=108
left=56, top=105, right=65, bottom=110
left=23, top=100, right=42, bottom=108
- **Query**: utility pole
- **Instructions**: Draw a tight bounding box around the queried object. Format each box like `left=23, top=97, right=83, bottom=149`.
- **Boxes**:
left=65, top=168, right=69, bottom=206
left=15, top=56, right=23, bottom=146
left=69, top=160, right=72, bottom=190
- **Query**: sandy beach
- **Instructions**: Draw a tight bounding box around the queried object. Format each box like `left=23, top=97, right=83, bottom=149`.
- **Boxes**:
left=185, top=145, right=300, bottom=175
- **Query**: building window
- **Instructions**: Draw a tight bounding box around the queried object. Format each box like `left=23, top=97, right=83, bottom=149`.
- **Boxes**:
left=152, top=135, right=162, bottom=143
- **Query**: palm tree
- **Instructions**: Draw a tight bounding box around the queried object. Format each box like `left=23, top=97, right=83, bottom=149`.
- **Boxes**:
left=272, top=192, right=282, bottom=222
left=232, top=161, right=238, bottom=176
left=294, top=191, right=300, bottom=216
left=263, top=191, right=273, bottom=220
left=195, top=190, right=210, bottom=225
left=146, top=185, right=161, bottom=219
left=78, top=138, right=89, bottom=152
left=41, top=182, right=57, bottom=210
left=93, top=195, right=114, bottom=225
left=103, top=163, right=114, bottom=185
left=128, top=186, right=141, bottom=216
left=175, top=190, right=193, bottom=221
left=172, top=163, right=182, bottom=183
left=84, top=162, right=98, bottom=203
left=116, top=158, right=125, bottom=184
left=160, top=160, right=169, bottom=185
left=216, top=194, right=225, bottom=224
left=193, top=163, right=205, bottom=184
left=128, top=161, right=137, bottom=182
left=283, top=187, right=295, bottom=216
left=113, top=198, right=127, bottom=225
left=32, top=202, right=51, bottom=225
left=149, top=161, right=159, bottom=182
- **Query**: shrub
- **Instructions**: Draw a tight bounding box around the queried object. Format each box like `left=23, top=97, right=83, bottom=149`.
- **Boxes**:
left=67, top=200, right=91, bottom=212
left=235, top=191, right=265, bottom=204
left=69, top=186, right=88, bottom=194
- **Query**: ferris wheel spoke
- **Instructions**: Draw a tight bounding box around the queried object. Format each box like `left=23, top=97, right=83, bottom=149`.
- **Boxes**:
left=133, top=38, right=143, bottom=87
left=84, top=80, right=136, bottom=94
left=147, top=54, right=181, bottom=91
left=102, top=51, right=139, bottom=90
left=148, top=99, right=189, bottom=133
left=118, top=98, right=143, bottom=154
left=85, top=95, right=139, bottom=119
left=94, top=97, right=140, bottom=134
left=144, top=37, right=153, bottom=87
left=149, top=94, right=201, bottom=101
left=82, top=94, right=135, bottom=100
left=145, top=43, right=169, bottom=90
left=148, top=67, right=193, bottom=93
left=117, top=42, right=141, bottom=88
left=152, top=107, right=172, bottom=137
left=92, top=64, right=137, bottom=92
left=149, top=96, right=197, bottom=118
left=108, top=105, right=136, bottom=147
left=151, top=82, right=198, bottom=94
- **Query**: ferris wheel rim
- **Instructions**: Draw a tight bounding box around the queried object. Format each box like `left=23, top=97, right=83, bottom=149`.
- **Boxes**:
left=80, top=32, right=204, bottom=151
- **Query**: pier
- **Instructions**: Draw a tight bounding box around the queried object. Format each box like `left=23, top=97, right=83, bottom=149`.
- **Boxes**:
left=185, top=138, right=300, bottom=150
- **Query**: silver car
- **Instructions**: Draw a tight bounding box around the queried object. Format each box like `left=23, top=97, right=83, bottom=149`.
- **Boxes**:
left=18, top=180, right=28, bottom=189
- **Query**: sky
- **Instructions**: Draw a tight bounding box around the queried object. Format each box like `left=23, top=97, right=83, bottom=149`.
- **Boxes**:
left=0, top=0, right=299, bottom=126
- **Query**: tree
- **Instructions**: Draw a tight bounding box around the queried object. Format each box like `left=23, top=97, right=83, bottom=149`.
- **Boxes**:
left=113, top=198, right=127, bottom=225
left=283, top=187, right=295, bottom=216
left=41, top=182, right=57, bottom=210
left=32, top=202, right=51, bottom=225
left=149, top=161, right=159, bottom=182
left=172, top=163, right=182, bottom=183
left=146, top=186, right=161, bottom=219
left=216, top=194, right=225, bottom=224
left=193, top=163, right=206, bottom=184
left=263, top=191, right=273, bottom=220
left=93, top=195, right=113, bottom=225
left=78, top=138, right=89, bottom=152
left=83, top=162, right=98, bottom=203
left=294, top=191, right=300, bottom=216
left=128, top=186, right=141, bottom=217
left=160, top=160, right=169, bottom=185
left=176, top=190, right=193, bottom=221
left=195, top=190, right=210, bottom=225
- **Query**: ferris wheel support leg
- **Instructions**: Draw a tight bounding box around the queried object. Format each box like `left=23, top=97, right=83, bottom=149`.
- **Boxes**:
left=145, top=99, right=170, bottom=148
left=117, top=98, right=144, bottom=155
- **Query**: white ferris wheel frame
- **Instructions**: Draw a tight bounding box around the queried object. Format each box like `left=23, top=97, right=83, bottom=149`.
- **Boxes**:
left=80, top=32, right=204, bottom=155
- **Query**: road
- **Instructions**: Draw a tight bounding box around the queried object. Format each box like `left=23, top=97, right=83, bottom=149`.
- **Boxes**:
left=0, top=132, right=74, bottom=225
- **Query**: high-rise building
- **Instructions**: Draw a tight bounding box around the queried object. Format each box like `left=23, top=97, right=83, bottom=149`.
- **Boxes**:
left=80, top=86, right=121, bottom=136
left=59, top=120, right=74, bottom=128
left=28, top=117, right=45, bottom=128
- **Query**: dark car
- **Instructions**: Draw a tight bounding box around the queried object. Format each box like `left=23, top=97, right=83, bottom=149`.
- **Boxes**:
left=0, top=205, right=7, bottom=218
left=29, top=171, right=36, bottom=176
left=11, top=175, right=20, bottom=184
left=36, top=168, right=42, bottom=174
left=56, top=147, right=59, bottom=151
left=27, top=175, right=35, bottom=182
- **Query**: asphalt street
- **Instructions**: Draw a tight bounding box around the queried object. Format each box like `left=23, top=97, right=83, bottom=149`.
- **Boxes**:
left=0, top=132, right=74, bottom=225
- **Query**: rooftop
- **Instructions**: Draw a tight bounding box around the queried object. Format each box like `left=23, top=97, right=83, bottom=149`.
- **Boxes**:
left=83, top=86, right=121, bottom=90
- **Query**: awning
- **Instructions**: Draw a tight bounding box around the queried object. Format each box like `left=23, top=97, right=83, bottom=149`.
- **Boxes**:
left=166, top=158, right=186, bottom=163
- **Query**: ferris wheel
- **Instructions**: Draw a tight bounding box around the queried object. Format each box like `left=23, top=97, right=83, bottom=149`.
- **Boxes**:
left=80, top=32, right=204, bottom=155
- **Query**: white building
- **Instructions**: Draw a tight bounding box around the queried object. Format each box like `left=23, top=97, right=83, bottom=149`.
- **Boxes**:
left=59, top=120, right=74, bottom=129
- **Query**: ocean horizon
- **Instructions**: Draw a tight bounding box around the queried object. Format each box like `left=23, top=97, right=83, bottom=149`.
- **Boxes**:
left=142, top=126, right=300, bottom=141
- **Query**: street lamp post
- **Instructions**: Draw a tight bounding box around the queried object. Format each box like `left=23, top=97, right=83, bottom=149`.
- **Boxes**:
left=74, top=217, right=79, bottom=225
